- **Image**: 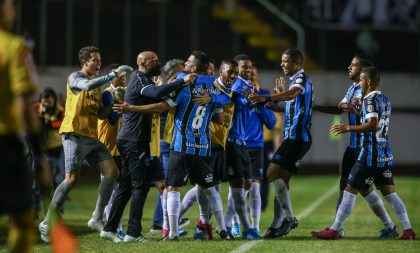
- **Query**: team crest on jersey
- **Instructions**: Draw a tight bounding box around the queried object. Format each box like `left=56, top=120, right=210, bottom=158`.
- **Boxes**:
left=367, top=105, right=374, bottom=112
left=295, top=78, right=304, bottom=84
left=365, top=177, right=374, bottom=186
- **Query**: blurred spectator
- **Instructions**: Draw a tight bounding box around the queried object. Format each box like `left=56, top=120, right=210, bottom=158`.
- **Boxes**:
left=356, top=25, right=380, bottom=57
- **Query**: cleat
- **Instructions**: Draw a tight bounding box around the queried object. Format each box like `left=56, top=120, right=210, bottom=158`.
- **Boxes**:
left=162, top=236, right=179, bottom=241
left=338, top=228, right=345, bottom=238
left=149, top=224, right=162, bottom=235
left=162, top=228, right=169, bottom=238
left=87, top=217, right=104, bottom=232
left=243, top=228, right=261, bottom=240
left=193, top=220, right=213, bottom=240
left=400, top=229, right=416, bottom=240
left=226, top=226, right=235, bottom=239
left=276, top=217, right=298, bottom=237
left=100, top=231, right=122, bottom=243
left=38, top=221, right=50, bottom=243
left=123, top=234, right=149, bottom=243
left=379, top=226, right=399, bottom=239
left=218, top=230, right=229, bottom=240
left=117, top=229, right=126, bottom=239
left=262, top=226, right=279, bottom=239
left=232, top=223, right=241, bottom=238
left=179, top=228, right=188, bottom=237
left=179, top=218, right=190, bottom=228
left=311, top=228, right=340, bottom=240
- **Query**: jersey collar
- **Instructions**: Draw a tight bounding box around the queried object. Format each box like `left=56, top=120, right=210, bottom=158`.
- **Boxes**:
left=290, top=68, right=304, bottom=80
left=365, top=90, right=381, bottom=98
left=216, top=77, right=228, bottom=89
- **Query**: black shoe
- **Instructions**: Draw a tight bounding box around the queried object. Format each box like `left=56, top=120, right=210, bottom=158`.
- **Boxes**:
left=218, top=230, right=230, bottom=240
left=162, top=236, right=179, bottom=241
left=262, top=226, right=280, bottom=239
left=179, top=218, right=190, bottom=228
left=276, top=217, right=298, bottom=237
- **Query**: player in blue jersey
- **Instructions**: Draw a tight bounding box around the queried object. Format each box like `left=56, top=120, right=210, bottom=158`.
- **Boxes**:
left=313, top=55, right=397, bottom=239
left=223, top=54, right=261, bottom=240
left=247, top=49, right=313, bottom=238
left=244, top=64, right=276, bottom=233
left=312, top=66, right=416, bottom=240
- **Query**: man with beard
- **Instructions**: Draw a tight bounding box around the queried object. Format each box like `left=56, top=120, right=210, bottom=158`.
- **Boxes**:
left=100, top=51, right=196, bottom=243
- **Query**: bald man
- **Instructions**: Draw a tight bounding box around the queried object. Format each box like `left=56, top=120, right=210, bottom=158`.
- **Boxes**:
left=100, top=51, right=196, bottom=243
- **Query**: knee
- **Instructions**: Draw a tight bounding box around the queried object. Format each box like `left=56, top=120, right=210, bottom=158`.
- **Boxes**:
left=244, top=180, right=252, bottom=191
left=156, top=181, right=166, bottom=194
left=64, top=173, right=78, bottom=187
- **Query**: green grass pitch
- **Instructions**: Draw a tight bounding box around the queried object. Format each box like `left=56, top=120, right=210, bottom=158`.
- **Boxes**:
left=1, top=176, right=419, bottom=252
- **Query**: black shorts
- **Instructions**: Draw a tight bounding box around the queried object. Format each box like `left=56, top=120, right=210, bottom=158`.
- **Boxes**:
left=341, top=147, right=359, bottom=179
left=0, top=135, right=33, bottom=214
left=271, top=139, right=311, bottom=174
left=166, top=150, right=214, bottom=188
left=347, top=161, right=395, bottom=192
left=246, top=148, right=264, bottom=180
left=225, top=141, right=251, bottom=181
left=150, top=156, right=165, bottom=184
left=211, top=145, right=226, bottom=182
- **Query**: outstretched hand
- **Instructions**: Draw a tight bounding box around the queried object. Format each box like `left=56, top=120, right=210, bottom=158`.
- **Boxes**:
left=112, top=102, right=132, bottom=113
left=274, top=77, right=286, bottom=94
left=330, top=123, right=349, bottom=136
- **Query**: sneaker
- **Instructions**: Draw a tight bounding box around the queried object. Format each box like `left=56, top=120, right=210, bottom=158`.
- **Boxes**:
left=232, top=223, right=241, bottom=238
left=150, top=224, right=162, bottom=234
left=117, top=229, right=126, bottom=239
left=226, top=226, right=235, bottom=239
left=243, top=228, right=261, bottom=240
left=276, top=217, right=298, bottom=237
left=87, top=217, right=105, bottom=232
left=38, top=221, right=50, bottom=243
left=400, top=229, right=416, bottom=240
left=311, top=228, right=339, bottom=240
left=379, top=226, right=399, bottom=239
left=262, top=226, right=280, bottom=239
left=123, top=234, right=149, bottom=243
left=100, top=231, right=122, bottom=243
left=338, top=228, right=345, bottom=238
left=179, top=218, right=190, bottom=228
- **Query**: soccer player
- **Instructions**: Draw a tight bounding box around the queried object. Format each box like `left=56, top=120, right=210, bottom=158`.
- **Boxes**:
left=97, top=64, right=128, bottom=239
left=223, top=54, right=260, bottom=239
left=313, top=55, right=398, bottom=239
left=1, top=0, right=52, bottom=251
left=247, top=49, right=313, bottom=238
left=100, top=51, right=196, bottom=243
left=312, top=66, right=416, bottom=240
left=38, top=46, right=132, bottom=242
left=244, top=64, right=276, bottom=233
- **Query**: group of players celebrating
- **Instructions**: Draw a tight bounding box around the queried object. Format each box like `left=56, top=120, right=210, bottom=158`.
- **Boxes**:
left=36, top=45, right=416, bottom=243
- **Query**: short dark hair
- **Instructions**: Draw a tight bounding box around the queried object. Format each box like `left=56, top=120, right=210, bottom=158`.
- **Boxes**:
left=39, top=87, right=58, bottom=108
left=233, top=54, right=251, bottom=63
left=361, top=66, right=380, bottom=84
left=220, top=59, right=238, bottom=69
left=190, top=50, right=210, bottom=73
left=354, top=54, right=373, bottom=68
left=104, top=63, right=120, bottom=74
left=283, top=49, right=304, bottom=65
left=78, top=46, right=100, bottom=65
left=162, top=58, right=184, bottom=79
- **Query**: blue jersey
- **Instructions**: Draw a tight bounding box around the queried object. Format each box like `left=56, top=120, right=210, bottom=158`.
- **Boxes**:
left=245, top=88, right=276, bottom=148
left=358, top=90, right=393, bottom=167
left=228, top=76, right=254, bottom=145
left=342, top=83, right=362, bottom=148
left=166, top=75, right=222, bottom=156
left=284, top=69, right=313, bottom=141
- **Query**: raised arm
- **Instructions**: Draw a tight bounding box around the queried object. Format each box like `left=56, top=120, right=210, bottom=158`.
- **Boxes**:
left=113, top=101, right=171, bottom=114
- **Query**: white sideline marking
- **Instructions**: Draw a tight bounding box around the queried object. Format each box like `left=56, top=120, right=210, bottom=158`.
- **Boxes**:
left=230, top=181, right=338, bottom=253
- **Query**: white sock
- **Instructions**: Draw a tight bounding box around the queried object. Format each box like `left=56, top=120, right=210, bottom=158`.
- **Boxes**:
left=224, top=188, right=235, bottom=227
left=104, top=183, right=119, bottom=221
left=384, top=192, right=412, bottom=230
left=272, top=178, right=293, bottom=220
left=331, top=191, right=356, bottom=231
left=167, top=191, right=180, bottom=238
left=196, top=185, right=210, bottom=224
left=200, top=185, right=226, bottom=231
left=162, top=189, right=169, bottom=230
left=364, top=191, right=394, bottom=229
left=231, top=188, right=251, bottom=231
left=249, top=182, right=261, bottom=230
left=272, top=197, right=284, bottom=229
left=179, top=186, right=197, bottom=220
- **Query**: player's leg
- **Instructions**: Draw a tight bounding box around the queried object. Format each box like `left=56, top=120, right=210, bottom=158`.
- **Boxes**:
left=9, top=210, right=36, bottom=253
left=179, top=186, right=197, bottom=221
left=378, top=168, right=416, bottom=240
left=247, top=148, right=264, bottom=232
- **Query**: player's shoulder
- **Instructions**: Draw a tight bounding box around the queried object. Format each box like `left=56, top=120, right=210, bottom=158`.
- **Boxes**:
left=293, top=72, right=308, bottom=85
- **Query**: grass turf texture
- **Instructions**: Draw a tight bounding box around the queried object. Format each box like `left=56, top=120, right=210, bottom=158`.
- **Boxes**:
left=1, top=176, right=419, bottom=253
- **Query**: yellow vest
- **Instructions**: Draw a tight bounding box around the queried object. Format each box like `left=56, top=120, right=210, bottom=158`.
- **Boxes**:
left=59, top=76, right=101, bottom=138
left=0, top=28, right=37, bottom=135
left=150, top=113, right=160, bottom=157
left=163, top=108, right=175, bottom=144
left=98, top=86, right=121, bottom=156
left=210, top=81, right=234, bottom=148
